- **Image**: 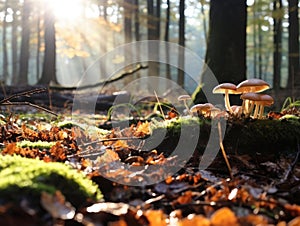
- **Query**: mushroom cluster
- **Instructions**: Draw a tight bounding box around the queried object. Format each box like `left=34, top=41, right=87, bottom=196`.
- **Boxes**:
left=212, top=78, right=274, bottom=119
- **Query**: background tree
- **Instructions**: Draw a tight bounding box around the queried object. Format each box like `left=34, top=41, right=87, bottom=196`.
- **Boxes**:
left=38, top=2, right=58, bottom=84
left=18, top=0, right=31, bottom=85
left=273, top=0, right=283, bottom=98
left=287, top=0, right=300, bottom=90
left=193, top=0, right=247, bottom=104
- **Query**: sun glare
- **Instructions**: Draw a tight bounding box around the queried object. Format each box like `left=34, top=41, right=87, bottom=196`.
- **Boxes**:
left=45, top=0, right=85, bottom=21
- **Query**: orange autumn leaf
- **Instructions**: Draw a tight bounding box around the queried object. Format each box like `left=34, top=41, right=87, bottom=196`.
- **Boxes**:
left=210, top=207, right=238, bottom=226
left=144, top=210, right=167, bottom=226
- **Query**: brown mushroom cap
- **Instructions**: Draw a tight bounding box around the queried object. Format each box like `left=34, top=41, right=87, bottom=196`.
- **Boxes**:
left=178, top=94, right=192, bottom=101
left=240, top=92, right=262, bottom=101
left=190, top=103, right=214, bottom=114
left=212, top=83, right=240, bottom=94
left=236, top=78, right=270, bottom=93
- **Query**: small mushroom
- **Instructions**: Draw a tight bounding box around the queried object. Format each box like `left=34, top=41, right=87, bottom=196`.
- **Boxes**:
left=257, top=94, right=274, bottom=119
left=213, top=83, right=240, bottom=114
left=237, top=79, right=270, bottom=115
left=240, top=92, right=262, bottom=118
left=178, top=95, right=192, bottom=115
left=240, top=93, right=274, bottom=119
left=190, top=103, right=214, bottom=117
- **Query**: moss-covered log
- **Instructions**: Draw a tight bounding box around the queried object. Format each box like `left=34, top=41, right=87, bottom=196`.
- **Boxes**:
left=149, top=116, right=300, bottom=154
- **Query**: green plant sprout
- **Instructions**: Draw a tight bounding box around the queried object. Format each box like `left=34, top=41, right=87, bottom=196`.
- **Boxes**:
left=281, top=97, right=300, bottom=112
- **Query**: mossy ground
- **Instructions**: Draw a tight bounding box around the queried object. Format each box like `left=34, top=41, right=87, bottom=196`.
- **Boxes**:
left=0, top=154, right=102, bottom=208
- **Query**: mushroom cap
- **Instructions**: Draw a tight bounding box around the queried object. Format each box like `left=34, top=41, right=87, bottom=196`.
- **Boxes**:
left=259, top=94, right=274, bottom=106
left=190, top=103, right=214, bottom=114
left=213, top=83, right=240, bottom=94
left=241, top=93, right=274, bottom=106
left=236, top=78, right=270, bottom=93
left=178, top=94, right=192, bottom=101
left=240, top=92, right=262, bottom=101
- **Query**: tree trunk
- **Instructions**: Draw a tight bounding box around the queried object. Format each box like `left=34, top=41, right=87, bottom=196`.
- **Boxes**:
left=19, top=0, right=31, bottom=85
left=177, top=0, right=185, bottom=87
left=287, top=0, right=300, bottom=89
left=124, top=0, right=133, bottom=43
left=273, top=0, right=282, bottom=93
left=2, top=0, right=9, bottom=84
left=36, top=9, right=42, bottom=83
left=39, top=3, right=58, bottom=85
left=11, top=6, right=19, bottom=85
left=134, top=0, right=140, bottom=41
left=165, top=0, right=171, bottom=80
left=192, top=0, right=247, bottom=104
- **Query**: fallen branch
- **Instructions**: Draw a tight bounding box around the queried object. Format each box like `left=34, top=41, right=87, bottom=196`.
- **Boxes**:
left=50, top=63, right=148, bottom=91
left=0, top=88, right=57, bottom=116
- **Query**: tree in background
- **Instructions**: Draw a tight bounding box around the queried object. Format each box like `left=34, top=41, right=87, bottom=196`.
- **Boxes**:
left=38, top=2, right=58, bottom=85
left=193, top=0, right=247, bottom=104
left=18, top=0, right=31, bottom=85
left=287, top=0, right=300, bottom=90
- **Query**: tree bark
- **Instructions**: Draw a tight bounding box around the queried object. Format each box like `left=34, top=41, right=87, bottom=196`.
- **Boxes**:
left=193, top=0, right=247, bottom=104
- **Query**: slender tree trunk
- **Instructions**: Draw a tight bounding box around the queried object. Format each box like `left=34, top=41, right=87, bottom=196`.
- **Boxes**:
left=134, top=0, right=140, bottom=41
left=19, top=0, right=31, bottom=85
left=2, top=1, right=9, bottom=84
left=165, top=0, right=171, bottom=80
left=177, top=0, right=185, bottom=87
left=287, top=0, right=300, bottom=89
left=39, top=2, right=57, bottom=84
left=200, top=0, right=208, bottom=45
left=36, top=9, right=42, bottom=83
left=258, top=22, right=263, bottom=79
left=124, top=0, right=133, bottom=43
left=273, top=0, right=282, bottom=93
left=11, top=7, right=19, bottom=85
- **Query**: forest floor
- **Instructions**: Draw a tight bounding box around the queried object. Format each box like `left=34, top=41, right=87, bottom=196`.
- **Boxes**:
left=0, top=87, right=300, bottom=226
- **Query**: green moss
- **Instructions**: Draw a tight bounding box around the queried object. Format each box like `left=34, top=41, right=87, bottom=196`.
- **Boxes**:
left=57, top=120, right=109, bottom=137
left=0, top=154, right=103, bottom=207
left=16, top=140, right=57, bottom=149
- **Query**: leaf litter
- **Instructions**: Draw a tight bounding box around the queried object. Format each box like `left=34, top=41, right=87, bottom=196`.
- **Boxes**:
left=0, top=99, right=300, bottom=225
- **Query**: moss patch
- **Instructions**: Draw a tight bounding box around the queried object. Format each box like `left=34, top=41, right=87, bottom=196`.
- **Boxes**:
left=0, top=154, right=102, bottom=207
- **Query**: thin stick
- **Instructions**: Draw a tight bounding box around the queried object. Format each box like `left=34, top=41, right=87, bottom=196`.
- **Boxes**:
left=0, top=88, right=46, bottom=104
left=1, top=101, right=57, bottom=116
left=154, top=90, right=166, bottom=120
left=217, top=120, right=233, bottom=179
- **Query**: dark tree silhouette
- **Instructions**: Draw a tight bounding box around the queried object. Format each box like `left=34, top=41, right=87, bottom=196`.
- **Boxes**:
left=19, top=0, right=31, bottom=85
left=39, top=4, right=58, bottom=84
left=287, top=0, right=300, bottom=89
left=193, top=0, right=247, bottom=104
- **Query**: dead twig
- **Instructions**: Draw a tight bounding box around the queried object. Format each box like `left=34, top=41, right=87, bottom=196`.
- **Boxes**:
left=217, top=120, right=233, bottom=179
left=1, top=101, right=58, bottom=116
left=0, top=88, right=57, bottom=116
left=0, top=88, right=46, bottom=104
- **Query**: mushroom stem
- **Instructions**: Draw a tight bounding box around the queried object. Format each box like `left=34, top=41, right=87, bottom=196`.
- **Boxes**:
left=247, top=101, right=255, bottom=117
left=184, top=101, right=192, bottom=115
left=258, top=105, right=265, bottom=119
left=253, top=103, right=260, bottom=119
left=224, top=91, right=233, bottom=114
